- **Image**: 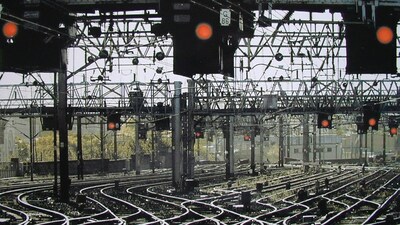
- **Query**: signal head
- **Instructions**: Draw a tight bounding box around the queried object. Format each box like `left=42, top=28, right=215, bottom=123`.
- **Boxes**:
left=368, top=118, right=377, bottom=127
left=390, top=127, right=397, bottom=136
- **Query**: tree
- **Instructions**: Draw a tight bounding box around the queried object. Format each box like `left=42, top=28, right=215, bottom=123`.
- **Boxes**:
left=23, top=116, right=174, bottom=162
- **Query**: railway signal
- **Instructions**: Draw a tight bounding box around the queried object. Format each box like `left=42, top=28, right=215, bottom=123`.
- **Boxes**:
left=317, top=113, right=333, bottom=129
left=138, top=123, right=147, bottom=139
left=389, top=118, right=398, bottom=136
left=389, top=127, right=398, bottom=136
left=0, top=1, right=70, bottom=73
left=154, top=102, right=171, bottom=131
left=160, top=0, right=254, bottom=77
left=343, top=9, right=398, bottom=74
left=363, top=104, right=380, bottom=131
left=194, top=127, right=204, bottom=139
left=243, top=134, right=251, bottom=141
left=107, top=114, right=121, bottom=130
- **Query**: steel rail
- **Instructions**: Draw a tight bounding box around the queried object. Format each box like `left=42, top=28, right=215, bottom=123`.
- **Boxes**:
left=321, top=170, right=395, bottom=224
left=79, top=184, right=125, bottom=224
left=0, top=185, right=54, bottom=225
left=252, top=170, right=362, bottom=223
left=280, top=175, right=370, bottom=224
left=17, top=188, right=69, bottom=225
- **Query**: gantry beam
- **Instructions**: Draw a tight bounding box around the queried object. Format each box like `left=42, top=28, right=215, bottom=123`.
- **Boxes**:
left=0, top=79, right=398, bottom=117
left=53, top=0, right=400, bottom=12
left=1, top=1, right=399, bottom=117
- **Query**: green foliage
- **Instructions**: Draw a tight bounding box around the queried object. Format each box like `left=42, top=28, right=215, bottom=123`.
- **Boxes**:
left=35, top=133, right=55, bottom=162
left=266, top=144, right=279, bottom=163
left=21, top=117, right=173, bottom=162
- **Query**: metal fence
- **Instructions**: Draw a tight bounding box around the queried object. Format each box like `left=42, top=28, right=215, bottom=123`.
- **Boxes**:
left=0, top=169, right=17, bottom=178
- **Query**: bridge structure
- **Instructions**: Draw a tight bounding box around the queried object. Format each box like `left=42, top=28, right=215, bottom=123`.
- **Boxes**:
left=0, top=0, right=400, bottom=202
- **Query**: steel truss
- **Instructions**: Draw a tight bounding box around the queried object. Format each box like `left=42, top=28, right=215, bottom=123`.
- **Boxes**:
left=69, top=10, right=349, bottom=83
left=0, top=78, right=398, bottom=117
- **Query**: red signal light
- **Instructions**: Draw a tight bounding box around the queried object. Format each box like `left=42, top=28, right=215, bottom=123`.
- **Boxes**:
left=195, top=130, right=204, bottom=139
left=368, top=118, right=377, bottom=127
left=195, top=23, right=213, bottom=40
left=321, top=119, right=330, bottom=128
left=244, top=135, right=251, bottom=141
left=107, top=114, right=121, bottom=130
left=194, top=126, right=204, bottom=139
left=376, top=26, right=393, bottom=44
left=2, top=21, right=18, bottom=39
left=107, top=122, right=116, bottom=130
left=318, top=113, right=333, bottom=129
left=390, top=127, right=397, bottom=136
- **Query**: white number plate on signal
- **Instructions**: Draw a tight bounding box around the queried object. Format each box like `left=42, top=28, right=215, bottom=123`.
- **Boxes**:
left=220, top=9, right=231, bottom=26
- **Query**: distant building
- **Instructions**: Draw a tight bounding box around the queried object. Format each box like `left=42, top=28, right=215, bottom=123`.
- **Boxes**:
left=288, top=135, right=342, bottom=162
left=1, top=118, right=31, bottom=162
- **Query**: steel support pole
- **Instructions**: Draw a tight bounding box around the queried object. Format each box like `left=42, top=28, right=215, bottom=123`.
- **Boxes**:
left=259, top=126, right=264, bottom=168
left=215, top=135, right=218, bottom=162
left=319, top=128, right=322, bottom=164
left=227, top=116, right=235, bottom=178
left=227, top=116, right=235, bottom=179
left=303, top=114, right=310, bottom=163
left=29, top=117, right=34, bottom=181
left=58, top=49, right=69, bottom=202
left=77, top=116, right=83, bottom=180
left=279, top=116, right=284, bottom=167
left=152, top=130, right=155, bottom=173
left=53, top=120, right=58, bottom=196
left=250, top=117, right=256, bottom=174
left=135, top=116, right=141, bottom=175
left=182, top=109, right=188, bottom=176
left=187, top=80, right=195, bottom=179
left=206, top=135, right=209, bottom=161
left=134, top=82, right=141, bottom=175
left=100, top=117, right=104, bottom=174
left=383, top=125, right=386, bottom=165
left=370, top=130, right=373, bottom=162
left=286, top=120, right=291, bottom=159
left=113, top=130, right=118, bottom=160
left=182, top=92, right=188, bottom=178
left=53, top=72, right=58, bottom=196
left=172, top=81, right=183, bottom=188
left=365, top=132, right=368, bottom=166
left=313, top=115, right=317, bottom=162
left=359, top=133, right=363, bottom=165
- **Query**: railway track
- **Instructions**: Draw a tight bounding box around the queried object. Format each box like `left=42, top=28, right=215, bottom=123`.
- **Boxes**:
left=1, top=165, right=399, bottom=224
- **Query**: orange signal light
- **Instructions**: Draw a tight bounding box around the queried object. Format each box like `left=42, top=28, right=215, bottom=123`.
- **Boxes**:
left=390, top=127, right=397, bottom=135
left=195, top=23, right=213, bottom=40
left=368, top=118, right=377, bottom=127
left=244, top=135, right=251, bottom=141
left=321, top=119, right=330, bottom=128
left=2, top=22, right=18, bottom=39
left=376, top=26, right=393, bottom=44
left=107, top=122, right=116, bottom=130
